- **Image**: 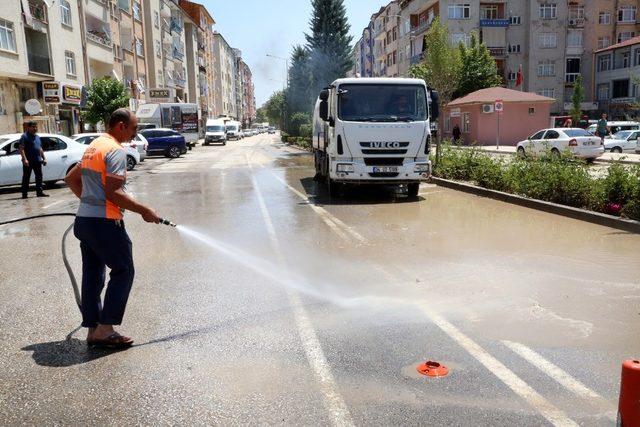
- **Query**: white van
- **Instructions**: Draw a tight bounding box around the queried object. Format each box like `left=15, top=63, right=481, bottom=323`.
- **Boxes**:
left=204, top=119, right=227, bottom=145
left=225, top=120, right=241, bottom=140
left=136, top=103, right=199, bottom=149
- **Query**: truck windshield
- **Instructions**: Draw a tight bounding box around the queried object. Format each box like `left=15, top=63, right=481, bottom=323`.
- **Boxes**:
left=227, top=125, right=238, bottom=131
left=207, top=126, right=224, bottom=132
left=338, top=84, right=428, bottom=122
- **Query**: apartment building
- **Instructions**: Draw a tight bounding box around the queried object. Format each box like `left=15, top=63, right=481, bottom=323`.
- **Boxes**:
left=0, top=0, right=87, bottom=135
left=212, top=32, right=237, bottom=119
left=370, top=2, right=400, bottom=77
left=179, top=0, right=217, bottom=119
left=359, top=20, right=375, bottom=77
left=233, top=48, right=244, bottom=121
left=594, top=35, right=640, bottom=118
left=238, top=60, right=256, bottom=127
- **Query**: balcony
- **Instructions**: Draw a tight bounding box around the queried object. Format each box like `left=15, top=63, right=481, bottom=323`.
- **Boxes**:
left=411, top=20, right=432, bottom=36
left=488, top=47, right=507, bottom=57
left=118, top=0, right=130, bottom=13
left=567, top=17, right=585, bottom=27
left=172, top=47, right=184, bottom=61
left=174, top=76, right=186, bottom=87
left=170, top=18, right=183, bottom=34
left=410, top=53, right=424, bottom=65
left=25, top=28, right=51, bottom=75
left=86, top=30, right=113, bottom=49
left=566, top=45, right=584, bottom=56
left=28, top=0, right=48, bottom=23
left=565, top=73, right=580, bottom=84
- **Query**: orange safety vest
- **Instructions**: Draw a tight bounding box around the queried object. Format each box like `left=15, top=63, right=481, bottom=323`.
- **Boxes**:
left=79, top=134, right=126, bottom=220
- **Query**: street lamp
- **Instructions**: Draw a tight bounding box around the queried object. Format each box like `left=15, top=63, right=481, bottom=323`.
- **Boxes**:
left=266, top=53, right=289, bottom=131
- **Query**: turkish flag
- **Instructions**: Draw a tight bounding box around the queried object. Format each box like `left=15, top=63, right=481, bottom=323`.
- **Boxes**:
left=515, top=65, right=523, bottom=88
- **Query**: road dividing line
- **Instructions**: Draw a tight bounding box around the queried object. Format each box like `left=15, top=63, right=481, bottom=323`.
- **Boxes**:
left=248, top=160, right=354, bottom=427
left=502, top=341, right=617, bottom=420
left=265, top=163, right=578, bottom=426
left=266, top=171, right=366, bottom=244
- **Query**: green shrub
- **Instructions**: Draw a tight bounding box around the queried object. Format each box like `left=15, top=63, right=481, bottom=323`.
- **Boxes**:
left=281, top=131, right=290, bottom=143
left=299, top=123, right=313, bottom=138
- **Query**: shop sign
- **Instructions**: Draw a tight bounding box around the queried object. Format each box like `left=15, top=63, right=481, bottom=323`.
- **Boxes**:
left=450, top=108, right=461, bottom=118
left=43, top=82, right=61, bottom=104
left=62, top=84, right=83, bottom=106
left=148, top=88, right=172, bottom=102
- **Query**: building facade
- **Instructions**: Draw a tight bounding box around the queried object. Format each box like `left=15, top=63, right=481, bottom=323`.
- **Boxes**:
left=212, top=32, right=237, bottom=119
left=239, top=60, right=256, bottom=127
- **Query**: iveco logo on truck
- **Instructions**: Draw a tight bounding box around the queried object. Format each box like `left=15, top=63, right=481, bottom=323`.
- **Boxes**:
left=312, top=77, right=440, bottom=199
left=367, top=141, right=402, bottom=149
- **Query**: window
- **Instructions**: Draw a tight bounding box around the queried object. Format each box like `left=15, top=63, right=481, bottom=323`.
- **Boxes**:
left=598, top=36, right=611, bottom=50
left=135, top=38, right=144, bottom=56
left=65, top=51, right=76, bottom=76
left=567, top=30, right=583, bottom=47
left=569, top=6, right=585, bottom=20
left=462, top=112, right=470, bottom=133
left=565, top=58, right=581, bottom=83
left=599, top=11, right=611, bottom=25
left=448, top=4, right=470, bottom=19
left=0, top=19, right=16, bottom=52
left=618, top=6, right=636, bottom=23
left=529, top=107, right=536, bottom=115
left=618, top=32, right=635, bottom=43
left=622, top=51, right=631, bottom=68
left=539, top=3, right=557, bottom=19
left=544, top=130, right=560, bottom=139
left=531, top=130, right=546, bottom=140
left=480, top=5, right=499, bottom=20
left=507, top=72, right=516, bottom=81
left=597, top=84, right=610, bottom=101
left=41, top=137, right=67, bottom=151
left=538, top=33, right=557, bottom=48
left=444, top=114, right=450, bottom=132
left=537, top=89, right=555, bottom=98
left=635, top=48, right=640, bottom=66
left=510, top=16, right=521, bottom=25
left=451, top=33, right=471, bottom=46
left=613, top=79, right=630, bottom=98
left=0, top=89, right=5, bottom=115
left=60, top=0, right=72, bottom=26
left=538, top=60, right=556, bottom=76
left=508, top=44, right=521, bottom=53
left=598, top=54, right=611, bottom=71
left=155, top=39, right=161, bottom=58
left=392, top=26, right=397, bottom=42
left=154, top=11, right=159, bottom=28
left=133, top=2, right=141, bottom=21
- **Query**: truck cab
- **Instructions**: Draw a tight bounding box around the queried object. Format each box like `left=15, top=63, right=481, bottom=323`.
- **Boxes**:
left=312, top=77, right=438, bottom=198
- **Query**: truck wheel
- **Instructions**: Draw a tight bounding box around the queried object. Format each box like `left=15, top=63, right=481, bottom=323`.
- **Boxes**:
left=407, top=183, right=420, bottom=199
left=328, top=178, right=341, bottom=198
left=166, top=145, right=181, bottom=158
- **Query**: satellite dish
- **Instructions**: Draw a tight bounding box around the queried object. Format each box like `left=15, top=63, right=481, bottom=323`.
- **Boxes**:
left=25, top=99, right=42, bottom=115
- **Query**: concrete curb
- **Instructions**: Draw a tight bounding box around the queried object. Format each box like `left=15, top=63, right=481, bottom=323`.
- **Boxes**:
left=430, top=177, right=640, bottom=234
left=450, top=145, right=640, bottom=165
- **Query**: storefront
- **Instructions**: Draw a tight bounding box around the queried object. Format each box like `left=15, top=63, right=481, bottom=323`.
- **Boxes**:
left=42, top=82, right=86, bottom=136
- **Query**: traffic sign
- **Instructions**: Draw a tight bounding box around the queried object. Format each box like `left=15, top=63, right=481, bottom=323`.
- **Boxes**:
left=495, top=99, right=504, bottom=113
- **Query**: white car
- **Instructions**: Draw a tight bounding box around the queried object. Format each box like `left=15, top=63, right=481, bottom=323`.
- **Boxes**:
left=72, top=133, right=141, bottom=171
left=0, top=133, right=86, bottom=187
left=517, top=128, right=604, bottom=160
left=586, top=121, right=640, bottom=138
left=604, top=130, right=639, bottom=153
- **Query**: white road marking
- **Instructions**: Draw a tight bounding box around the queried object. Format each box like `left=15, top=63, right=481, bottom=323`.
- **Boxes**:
left=41, top=199, right=66, bottom=210
left=248, top=158, right=354, bottom=427
left=266, top=156, right=578, bottom=426
left=502, top=340, right=616, bottom=420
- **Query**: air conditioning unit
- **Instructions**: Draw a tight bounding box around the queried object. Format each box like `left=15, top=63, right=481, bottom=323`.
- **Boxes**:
left=482, top=104, right=494, bottom=114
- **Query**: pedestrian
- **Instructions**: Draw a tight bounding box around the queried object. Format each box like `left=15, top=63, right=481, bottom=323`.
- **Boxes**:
left=563, top=118, right=573, bottom=128
left=64, top=108, right=161, bottom=349
left=596, top=113, right=609, bottom=142
left=452, top=124, right=461, bottom=143
left=18, top=121, right=48, bottom=199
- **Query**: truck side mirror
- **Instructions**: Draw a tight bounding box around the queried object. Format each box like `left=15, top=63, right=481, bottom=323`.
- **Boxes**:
left=319, top=89, right=329, bottom=101
left=319, top=100, right=329, bottom=122
left=430, top=90, right=440, bottom=120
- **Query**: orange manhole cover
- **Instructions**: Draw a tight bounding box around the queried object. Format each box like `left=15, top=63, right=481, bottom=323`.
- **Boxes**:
left=417, top=361, right=449, bottom=377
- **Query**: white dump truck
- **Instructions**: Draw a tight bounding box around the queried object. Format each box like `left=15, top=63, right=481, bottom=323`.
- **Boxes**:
left=312, top=77, right=439, bottom=198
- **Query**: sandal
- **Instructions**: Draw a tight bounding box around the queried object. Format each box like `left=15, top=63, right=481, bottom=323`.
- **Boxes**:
left=87, top=332, right=134, bottom=349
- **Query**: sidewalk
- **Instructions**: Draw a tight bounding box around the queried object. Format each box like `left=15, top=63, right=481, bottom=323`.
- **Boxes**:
left=455, top=145, right=640, bottom=165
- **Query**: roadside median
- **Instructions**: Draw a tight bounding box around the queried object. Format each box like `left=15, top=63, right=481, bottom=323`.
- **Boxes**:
left=430, top=143, right=640, bottom=233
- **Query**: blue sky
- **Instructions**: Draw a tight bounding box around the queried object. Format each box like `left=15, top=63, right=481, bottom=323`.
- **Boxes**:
left=199, top=0, right=374, bottom=107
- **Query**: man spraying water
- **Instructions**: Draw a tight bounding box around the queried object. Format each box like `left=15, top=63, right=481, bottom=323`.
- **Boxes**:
left=65, top=109, right=161, bottom=349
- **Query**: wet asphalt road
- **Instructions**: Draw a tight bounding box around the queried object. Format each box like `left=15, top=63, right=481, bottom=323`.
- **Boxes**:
left=1, top=134, right=639, bottom=426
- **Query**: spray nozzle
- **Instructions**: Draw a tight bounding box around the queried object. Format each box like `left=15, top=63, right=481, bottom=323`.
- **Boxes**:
left=158, top=218, right=177, bottom=227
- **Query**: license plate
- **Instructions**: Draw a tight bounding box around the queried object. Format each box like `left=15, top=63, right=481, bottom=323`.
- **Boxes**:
left=583, top=141, right=595, bottom=146
left=372, top=166, right=398, bottom=173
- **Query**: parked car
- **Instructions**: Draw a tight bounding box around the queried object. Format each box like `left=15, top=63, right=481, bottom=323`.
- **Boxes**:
left=268, top=127, right=276, bottom=134
left=138, top=128, right=187, bottom=158
left=133, top=133, right=149, bottom=162
left=0, top=133, right=86, bottom=187
left=587, top=121, right=640, bottom=138
left=604, top=130, right=640, bottom=153
left=238, top=130, right=245, bottom=139
left=516, top=128, right=604, bottom=160
left=72, top=133, right=141, bottom=171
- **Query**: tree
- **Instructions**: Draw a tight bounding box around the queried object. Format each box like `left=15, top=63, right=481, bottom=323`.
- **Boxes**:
left=456, top=33, right=502, bottom=98
left=83, top=77, right=130, bottom=126
left=255, top=107, right=268, bottom=123
left=289, top=111, right=312, bottom=136
left=263, top=91, right=286, bottom=130
left=305, top=0, right=353, bottom=96
left=570, top=75, right=585, bottom=124
left=409, top=18, right=461, bottom=167
left=287, top=45, right=313, bottom=115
